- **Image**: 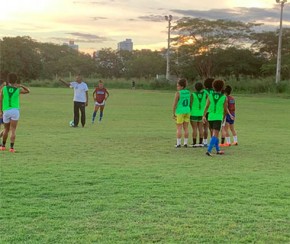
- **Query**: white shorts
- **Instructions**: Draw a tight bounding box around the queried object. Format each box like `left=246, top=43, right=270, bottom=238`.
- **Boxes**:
left=3, top=109, right=20, bottom=123
left=95, top=101, right=105, bottom=106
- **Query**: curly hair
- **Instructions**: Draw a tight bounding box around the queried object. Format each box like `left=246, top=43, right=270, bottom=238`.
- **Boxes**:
left=178, top=78, right=187, bottom=89
left=212, top=79, right=225, bottom=92
left=204, top=78, right=214, bottom=89
left=224, top=85, right=232, bottom=95
left=7, top=73, right=18, bottom=84
left=194, top=82, right=203, bottom=91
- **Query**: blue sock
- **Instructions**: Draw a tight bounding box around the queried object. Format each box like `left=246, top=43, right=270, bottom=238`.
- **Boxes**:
left=99, top=111, right=103, bottom=121
left=208, top=136, right=217, bottom=153
left=92, top=111, right=97, bottom=121
left=215, top=137, right=220, bottom=152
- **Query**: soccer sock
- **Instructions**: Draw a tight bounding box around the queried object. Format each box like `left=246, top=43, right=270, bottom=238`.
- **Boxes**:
left=233, top=136, right=238, bottom=142
left=184, top=138, right=188, bottom=145
left=226, top=137, right=231, bottom=144
left=203, top=139, right=208, bottom=145
left=221, top=137, right=225, bottom=144
left=92, top=111, right=97, bottom=121
left=193, top=138, right=196, bottom=145
left=207, top=136, right=216, bottom=153
left=199, top=138, right=203, bottom=144
left=177, top=138, right=181, bottom=146
left=2, top=141, right=6, bottom=147
left=99, top=111, right=103, bottom=120
left=215, top=137, right=220, bottom=152
left=10, top=143, right=14, bottom=149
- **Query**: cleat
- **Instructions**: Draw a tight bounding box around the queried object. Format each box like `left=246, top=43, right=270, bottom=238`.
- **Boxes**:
left=9, top=148, right=15, bottom=153
left=206, top=151, right=212, bottom=156
left=183, top=144, right=188, bottom=148
left=203, top=143, right=208, bottom=147
left=217, top=150, right=224, bottom=155
left=0, top=146, right=6, bottom=151
left=232, top=142, right=238, bottom=146
left=219, top=143, right=231, bottom=147
left=175, top=144, right=181, bottom=148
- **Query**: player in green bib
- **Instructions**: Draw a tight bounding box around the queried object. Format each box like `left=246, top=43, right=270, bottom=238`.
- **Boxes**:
left=0, top=73, right=30, bottom=152
left=172, top=78, right=192, bottom=148
left=202, top=79, right=227, bottom=156
left=202, top=78, right=214, bottom=146
left=0, top=79, right=6, bottom=139
left=190, top=82, right=206, bottom=147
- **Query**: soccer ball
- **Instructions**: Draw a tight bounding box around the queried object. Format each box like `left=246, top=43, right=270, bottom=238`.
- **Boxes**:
left=69, top=120, right=74, bottom=127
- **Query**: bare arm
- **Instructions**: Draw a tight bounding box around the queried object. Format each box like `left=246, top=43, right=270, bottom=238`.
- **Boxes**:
left=59, top=78, right=70, bottom=87
left=202, top=98, right=210, bottom=124
left=105, top=90, right=109, bottom=100
left=19, top=85, right=30, bottom=94
left=0, top=89, right=3, bottom=118
left=172, top=92, right=179, bottom=119
left=85, top=91, right=88, bottom=106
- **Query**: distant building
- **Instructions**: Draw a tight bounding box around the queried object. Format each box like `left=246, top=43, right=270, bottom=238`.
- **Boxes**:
left=117, top=39, right=133, bottom=52
left=63, top=40, right=79, bottom=51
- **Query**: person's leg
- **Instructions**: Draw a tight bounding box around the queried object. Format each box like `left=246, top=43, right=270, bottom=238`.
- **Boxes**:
left=230, top=124, right=238, bottom=145
left=73, top=102, right=80, bottom=126
left=92, top=105, right=100, bottom=123
left=197, top=121, right=204, bottom=145
left=9, top=120, right=18, bottom=151
left=183, top=122, right=189, bottom=146
left=203, top=122, right=209, bottom=146
left=176, top=124, right=182, bottom=147
left=80, top=102, right=86, bottom=127
left=191, top=121, right=197, bottom=145
left=1, top=123, right=10, bottom=149
left=99, top=105, right=105, bottom=121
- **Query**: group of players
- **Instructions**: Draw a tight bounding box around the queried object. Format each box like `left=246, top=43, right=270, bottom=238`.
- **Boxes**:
left=172, top=78, right=238, bottom=156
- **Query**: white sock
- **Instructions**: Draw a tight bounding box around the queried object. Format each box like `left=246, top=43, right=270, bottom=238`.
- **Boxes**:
left=233, top=136, right=238, bottom=142
left=203, top=139, right=208, bottom=145
left=226, top=137, right=231, bottom=144
left=177, top=138, right=181, bottom=145
left=184, top=138, right=188, bottom=145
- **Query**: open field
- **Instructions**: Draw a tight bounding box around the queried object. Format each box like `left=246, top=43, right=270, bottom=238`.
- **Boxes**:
left=1, top=88, right=290, bottom=243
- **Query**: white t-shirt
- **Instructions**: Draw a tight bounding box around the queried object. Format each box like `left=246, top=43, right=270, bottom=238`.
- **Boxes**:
left=70, top=81, right=88, bottom=102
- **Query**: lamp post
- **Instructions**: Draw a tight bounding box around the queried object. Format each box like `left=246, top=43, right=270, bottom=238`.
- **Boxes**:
left=275, top=0, right=287, bottom=84
left=165, top=15, right=172, bottom=80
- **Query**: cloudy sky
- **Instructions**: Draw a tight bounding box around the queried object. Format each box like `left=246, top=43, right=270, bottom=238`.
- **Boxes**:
left=1, top=0, right=290, bottom=54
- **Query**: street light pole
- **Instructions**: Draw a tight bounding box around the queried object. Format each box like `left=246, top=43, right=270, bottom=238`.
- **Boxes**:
left=275, top=0, right=287, bottom=84
left=165, top=15, right=172, bottom=80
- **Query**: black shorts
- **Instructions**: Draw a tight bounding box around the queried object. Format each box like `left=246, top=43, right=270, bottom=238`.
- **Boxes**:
left=209, top=120, right=222, bottom=131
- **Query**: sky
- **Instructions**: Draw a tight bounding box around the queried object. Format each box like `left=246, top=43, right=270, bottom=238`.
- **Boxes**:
left=1, top=0, right=290, bottom=54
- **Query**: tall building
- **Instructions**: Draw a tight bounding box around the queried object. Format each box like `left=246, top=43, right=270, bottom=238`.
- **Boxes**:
left=117, top=39, right=133, bottom=52
left=63, top=40, right=79, bottom=51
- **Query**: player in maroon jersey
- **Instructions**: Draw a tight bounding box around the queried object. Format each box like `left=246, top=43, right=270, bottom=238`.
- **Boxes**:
left=92, top=80, right=109, bottom=123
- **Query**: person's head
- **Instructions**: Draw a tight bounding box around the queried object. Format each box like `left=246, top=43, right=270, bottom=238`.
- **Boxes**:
left=194, top=82, right=203, bottom=92
left=224, top=85, right=232, bottom=95
left=212, top=79, right=225, bottom=92
left=177, top=78, right=187, bottom=90
left=0, top=79, right=5, bottom=85
left=7, top=73, right=18, bottom=84
left=76, top=75, right=82, bottom=83
left=204, top=78, right=214, bottom=89
left=98, top=80, right=104, bottom=89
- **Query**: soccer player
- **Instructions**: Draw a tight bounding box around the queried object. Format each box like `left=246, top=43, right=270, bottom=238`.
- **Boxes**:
left=0, top=73, right=30, bottom=152
left=190, top=82, right=206, bottom=147
left=59, top=75, right=89, bottom=127
left=0, top=79, right=6, bottom=139
left=172, top=78, right=192, bottom=148
left=92, top=80, right=109, bottom=123
left=202, top=78, right=214, bottom=146
left=220, top=85, right=238, bottom=146
left=202, top=79, right=227, bottom=156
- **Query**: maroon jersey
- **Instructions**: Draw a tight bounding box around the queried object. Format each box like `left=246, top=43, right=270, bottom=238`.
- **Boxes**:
left=94, top=88, right=107, bottom=103
left=227, top=95, right=235, bottom=113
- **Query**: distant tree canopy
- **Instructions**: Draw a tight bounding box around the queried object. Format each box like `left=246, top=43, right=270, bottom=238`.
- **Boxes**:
left=1, top=18, right=290, bottom=81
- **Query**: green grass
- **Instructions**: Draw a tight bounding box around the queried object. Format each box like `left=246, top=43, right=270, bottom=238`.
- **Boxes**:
left=1, top=88, right=290, bottom=243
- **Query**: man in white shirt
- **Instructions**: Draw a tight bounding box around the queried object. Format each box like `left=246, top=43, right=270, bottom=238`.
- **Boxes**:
left=60, top=75, right=88, bottom=127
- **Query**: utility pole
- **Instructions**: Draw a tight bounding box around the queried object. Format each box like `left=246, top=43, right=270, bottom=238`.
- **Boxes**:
left=165, top=15, right=172, bottom=81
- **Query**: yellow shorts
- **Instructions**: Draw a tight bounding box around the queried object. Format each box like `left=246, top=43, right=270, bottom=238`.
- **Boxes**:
left=176, top=113, right=190, bottom=124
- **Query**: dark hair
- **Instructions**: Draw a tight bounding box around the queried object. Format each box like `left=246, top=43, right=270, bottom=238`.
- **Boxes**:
left=178, top=78, right=187, bottom=88
left=195, top=82, right=203, bottom=91
left=212, top=79, right=225, bottom=92
left=7, top=73, right=18, bottom=84
left=0, top=79, right=4, bottom=85
left=204, top=78, right=214, bottom=89
left=224, top=85, right=232, bottom=95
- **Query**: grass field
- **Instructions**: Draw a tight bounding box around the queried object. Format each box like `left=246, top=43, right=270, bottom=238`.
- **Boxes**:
left=1, top=88, right=290, bottom=243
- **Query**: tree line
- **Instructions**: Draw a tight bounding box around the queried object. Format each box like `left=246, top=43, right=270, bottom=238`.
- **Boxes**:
left=0, top=18, right=289, bottom=82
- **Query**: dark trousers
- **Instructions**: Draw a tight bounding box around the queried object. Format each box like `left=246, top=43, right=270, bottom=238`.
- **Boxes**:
left=73, top=101, right=86, bottom=127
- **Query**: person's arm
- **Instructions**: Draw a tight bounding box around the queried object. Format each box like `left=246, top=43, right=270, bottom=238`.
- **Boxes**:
left=93, top=89, right=96, bottom=101
left=172, top=92, right=179, bottom=119
left=190, top=93, right=193, bottom=110
left=202, top=98, right=210, bottom=124
left=59, top=78, right=70, bottom=87
left=105, top=90, right=109, bottom=100
left=85, top=91, right=88, bottom=106
left=19, top=84, right=30, bottom=94
left=0, top=89, right=3, bottom=119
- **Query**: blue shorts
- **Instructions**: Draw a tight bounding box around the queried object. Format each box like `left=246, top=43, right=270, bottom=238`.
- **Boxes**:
left=226, top=113, right=235, bottom=125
